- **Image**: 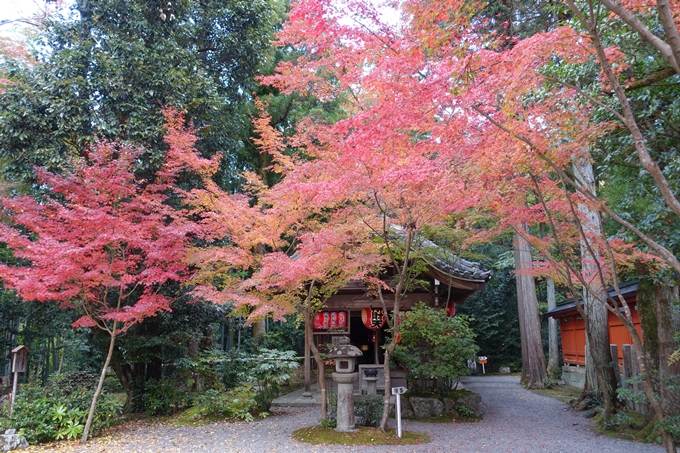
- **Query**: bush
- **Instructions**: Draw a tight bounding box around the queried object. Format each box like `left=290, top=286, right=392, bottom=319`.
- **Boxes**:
left=238, top=348, right=299, bottom=412
left=195, top=385, right=259, bottom=421
left=10, top=381, right=122, bottom=444
left=393, top=303, right=478, bottom=396
left=142, top=378, right=193, bottom=416
left=354, top=395, right=384, bottom=427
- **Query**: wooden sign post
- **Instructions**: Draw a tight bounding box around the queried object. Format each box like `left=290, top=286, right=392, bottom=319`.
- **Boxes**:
left=478, top=356, right=488, bottom=375
left=9, top=345, right=28, bottom=416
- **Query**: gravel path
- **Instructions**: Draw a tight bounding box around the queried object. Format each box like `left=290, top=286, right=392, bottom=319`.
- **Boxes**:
left=31, top=375, right=668, bottom=453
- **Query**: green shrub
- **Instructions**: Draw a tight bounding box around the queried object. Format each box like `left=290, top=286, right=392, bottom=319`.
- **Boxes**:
left=142, top=378, right=193, bottom=416
left=354, top=395, right=384, bottom=427
left=10, top=381, right=122, bottom=444
left=238, top=348, right=299, bottom=412
left=393, top=303, right=478, bottom=396
left=195, top=385, right=259, bottom=421
left=454, top=404, right=473, bottom=418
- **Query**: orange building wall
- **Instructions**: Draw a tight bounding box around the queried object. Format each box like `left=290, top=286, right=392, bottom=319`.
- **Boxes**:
left=560, top=316, right=586, bottom=366
left=559, top=309, right=641, bottom=366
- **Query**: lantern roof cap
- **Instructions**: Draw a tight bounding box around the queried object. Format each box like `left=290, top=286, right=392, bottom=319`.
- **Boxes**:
left=328, top=336, right=363, bottom=358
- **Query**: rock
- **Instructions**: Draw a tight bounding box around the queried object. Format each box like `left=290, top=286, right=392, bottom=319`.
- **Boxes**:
left=410, top=397, right=444, bottom=418
left=499, top=367, right=511, bottom=374
left=456, top=393, right=483, bottom=417
left=443, top=397, right=456, bottom=413
left=0, top=430, right=28, bottom=451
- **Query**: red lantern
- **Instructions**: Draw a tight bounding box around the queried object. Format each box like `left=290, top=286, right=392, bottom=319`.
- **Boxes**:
left=314, top=312, right=330, bottom=330
left=314, top=311, right=348, bottom=331
left=361, top=307, right=385, bottom=330
left=446, top=304, right=456, bottom=317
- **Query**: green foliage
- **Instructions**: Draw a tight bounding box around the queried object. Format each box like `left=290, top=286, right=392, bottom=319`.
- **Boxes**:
left=110, top=300, right=228, bottom=412
left=259, top=314, right=305, bottom=354
left=0, top=0, right=283, bottom=189
left=195, top=385, right=258, bottom=421
left=454, top=404, right=473, bottom=418
left=9, top=380, right=121, bottom=444
left=616, top=375, right=650, bottom=405
left=142, top=378, right=194, bottom=416
left=660, top=415, right=680, bottom=439
left=354, top=395, right=384, bottom=427
left=238, top=348, right=299, bottom=412
left=393, top=303, right=478, bottom=396
left=456, top=268, right=522, bottom=372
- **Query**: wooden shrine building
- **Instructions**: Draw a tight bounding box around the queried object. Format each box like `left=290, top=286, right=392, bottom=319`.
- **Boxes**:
left=546, top=281, right=642, bottom=388
left=310, top=247, right=492, bottom=368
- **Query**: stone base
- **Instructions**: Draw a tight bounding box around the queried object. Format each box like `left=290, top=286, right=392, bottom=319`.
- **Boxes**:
left=0, top=430, right=28, bottom=451
left=397, top=392, right=482, bottom=419
left=561, top=365, right=585, bottom=389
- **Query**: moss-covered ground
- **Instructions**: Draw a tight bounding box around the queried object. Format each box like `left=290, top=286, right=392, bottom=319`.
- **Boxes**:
left=292, top=426, right=430, bottom=445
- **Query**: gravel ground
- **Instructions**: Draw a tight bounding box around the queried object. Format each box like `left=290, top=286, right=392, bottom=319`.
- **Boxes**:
left=31, top=375, right=668, bottom=453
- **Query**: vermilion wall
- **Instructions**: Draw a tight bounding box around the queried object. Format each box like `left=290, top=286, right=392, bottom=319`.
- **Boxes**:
left=560, top=316, right=586, bottom=366
left=558, top=306, right=641, bottom=366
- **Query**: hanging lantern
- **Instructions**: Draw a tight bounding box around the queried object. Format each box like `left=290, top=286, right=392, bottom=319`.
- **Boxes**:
left=314, top=312, right=330, bottom=330
left=313, top=311, right=348, bottom=331
left=337, top=311, right=347, bottom=329
left=446, top=304, right=456, bottom=317
left=362, top=307, right=386, bottom=330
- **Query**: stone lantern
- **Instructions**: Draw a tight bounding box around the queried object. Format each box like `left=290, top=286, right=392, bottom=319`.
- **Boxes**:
left=328, top=336, right=363, bottom=432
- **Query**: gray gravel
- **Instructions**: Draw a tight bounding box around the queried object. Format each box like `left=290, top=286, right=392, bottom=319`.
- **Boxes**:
left=46, top=375, right=668, bottom=453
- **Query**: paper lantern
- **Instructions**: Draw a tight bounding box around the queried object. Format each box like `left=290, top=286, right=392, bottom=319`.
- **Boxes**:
left=337, top=311, right=347, bottom=329
left=314, top=312, right=330, bottom=330
left=361, top=307, right=385, bottom=330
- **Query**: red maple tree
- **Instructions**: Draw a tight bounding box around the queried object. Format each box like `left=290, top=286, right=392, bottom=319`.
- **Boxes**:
left=261, top=0, right=680, bottom=442
left=0, top=138, right=193, bottom=442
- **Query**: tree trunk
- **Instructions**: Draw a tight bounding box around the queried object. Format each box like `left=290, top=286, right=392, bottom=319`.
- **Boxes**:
left=546, top=277, right=560, bottom=377
left=574, top=156, right=617, bottom=419
left=513, top=225, right=547, bottom=388
left=379, top=332, right=398, bottom=431
left=252, top=318, right=267, bottom=344
left=303, top=318, right=311, bottom=395
left=653, top=282, right=680, bottom=421
left=110, top=360, right=133, bottom=412
left=304, top=310, right=327, bottom=421
left=81, top=328, right=117, bottom=443
left=638, top=278, right=680, bottom=453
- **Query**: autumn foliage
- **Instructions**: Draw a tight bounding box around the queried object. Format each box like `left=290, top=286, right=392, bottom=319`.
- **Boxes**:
left=0, top=142, right=192, bottom=332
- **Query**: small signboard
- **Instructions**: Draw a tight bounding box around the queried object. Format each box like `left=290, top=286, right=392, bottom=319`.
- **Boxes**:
left=11, top=345, right=28, bottom=373
left=10, top=345, right=29, bottom=416
left=478, top=356, right=487, bottom=374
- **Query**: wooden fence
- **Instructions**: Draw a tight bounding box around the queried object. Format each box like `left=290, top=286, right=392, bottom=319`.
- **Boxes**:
left=610, top=344, right=647, bottom=415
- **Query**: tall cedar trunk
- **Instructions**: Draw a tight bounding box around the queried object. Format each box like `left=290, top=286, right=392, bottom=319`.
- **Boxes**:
left=638, top=279, right=680, bottom=432
left=654, top=283, right=680, bottom=422
left=546, top=277, right=560, bottom=377
left=574, top=157, right=617, bottom=418
left=81, top=327, right=117, bottom=443
left=513, top=226, right=547, bottom=388
left=252, top=318, right=267, bottom=344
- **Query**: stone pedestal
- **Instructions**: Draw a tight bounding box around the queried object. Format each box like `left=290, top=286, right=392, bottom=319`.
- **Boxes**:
left=364, top=376, right=378, bottom=395
left=332, top=372, right=359, bottom=432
